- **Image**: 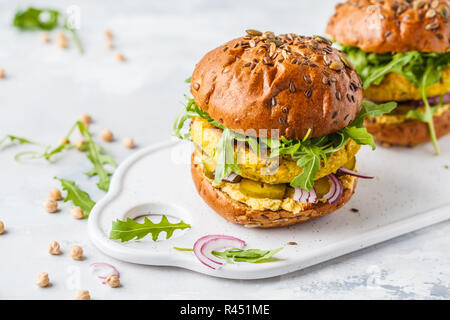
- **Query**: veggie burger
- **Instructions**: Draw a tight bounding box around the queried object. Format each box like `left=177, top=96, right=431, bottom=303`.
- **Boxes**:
left=327, top=0, right=450, bottom=154
left=174, top=30, right=395, bottom=228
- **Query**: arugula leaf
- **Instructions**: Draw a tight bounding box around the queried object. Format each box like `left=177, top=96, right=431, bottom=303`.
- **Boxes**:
left=13, top=7, right=84, bottom=54
left=77, top=121, right=117, bottom=191
left=54, top=177, right=95, bottom=218
left=0, top=135, right=44, bottom=149
left=213, top=128, right=241, bottom=184
left=13, top=7, right=60, bottom=30
left=212, top=247, right=283, bottom=264
left=110, top=216, right=191, bottom=242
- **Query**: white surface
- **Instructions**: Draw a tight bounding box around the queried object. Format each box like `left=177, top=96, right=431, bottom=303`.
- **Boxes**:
left=88, top=139, right=450, bottom=280
left=1, top=0, right=450, bottom=299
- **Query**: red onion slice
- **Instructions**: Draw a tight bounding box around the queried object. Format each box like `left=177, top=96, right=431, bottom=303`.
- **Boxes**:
left=193, top=235, right=246, bottom=270
left=293, top=186, right=317, bottom=203
left=323, top=174, right=343, bottom=204
left=337, top=167, right=374, bottom=179
left=222, top=172, right=241, bottom=182
left=90, top=262, right=120, bottom=284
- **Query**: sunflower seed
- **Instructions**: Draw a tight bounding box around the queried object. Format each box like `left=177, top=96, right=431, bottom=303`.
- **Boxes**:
left=303, top=75, right=312, bottom=84
left=271, top=97, right=277, bottom=106
left=431, top=0, right=439, bottom=9
left=440, top=6, right=448, bottom=18
left=305, top=87, right=312, bottom=98
left=336, top=91, right=342, bottom=100
left=329, top=60, right=344, bottom=71
left=425, top=21, right=440, bottom=30
left=246, top=29, right=262, bottom=36
left=426, top=9, right=437, bottom=18
left=289, top=81, right=296, bottom=93
left=193, top=82, right=200, bottom=90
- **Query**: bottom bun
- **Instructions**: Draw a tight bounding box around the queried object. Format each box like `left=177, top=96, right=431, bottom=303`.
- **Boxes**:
left=191, top=154, right=357, bottom=228
left=364, top=108, right=450, bottom=147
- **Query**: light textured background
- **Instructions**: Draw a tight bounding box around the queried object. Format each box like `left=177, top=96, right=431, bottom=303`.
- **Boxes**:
left=0, top=0, right=449, bottom=299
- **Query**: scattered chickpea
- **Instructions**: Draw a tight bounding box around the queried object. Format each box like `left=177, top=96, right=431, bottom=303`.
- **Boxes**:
left=0, top=69, right=5, bottom=79
left=43, top=199, right=58, bottom=213
left=101, top=129, right=114, bottom=142
left=36, top=272, right=50, bottom=287
left=123, top=137, right=135, bottom=149
left=0, top=221, right=4, bottom=235
left=49, top=188, right=62, bottom=201
left=74, top=139, right=86, bottom=151
left=80, top=113, right=92, bottom=126
left=70, top=207, right=84, bottom=220
left=41, top=32, right=51, bottom=43
left=74, top=290, right=91, bottom=300
left=48, top=240, right=61, bottom=255
left=116, top=53, right=125, bottom=62
left=70, top=245, right=83, bottom=260
left=106, top=40, right=114, bottom=50
left=105, top=29, right=113, bottom=39
left=106, top=273, right=121, bottom=288
left=56, top=30, right=68, bottom=49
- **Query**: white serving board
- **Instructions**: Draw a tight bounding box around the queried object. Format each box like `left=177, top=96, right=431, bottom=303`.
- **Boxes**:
left=88, top=137, right=450, bottom=279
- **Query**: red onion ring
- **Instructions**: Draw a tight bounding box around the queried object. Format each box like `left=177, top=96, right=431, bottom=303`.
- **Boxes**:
left=193, top=235, right=246, bottom=270
left=222, top=172, right=241, bottom=182
left=293, top=186, right=317, bottom=203
left=323, top=174, right=343, bottom=204
left=90, top=262, right=120, bottom=284
left=337, top=167, right=374, bottom=179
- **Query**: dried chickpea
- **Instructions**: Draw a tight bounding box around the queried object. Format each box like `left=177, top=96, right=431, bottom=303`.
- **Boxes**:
left=106, top=40, right=114, bottom=50
left=74, top=290, right=91, bottom=300
left=41, top=32, right=51, bottom=43
left=70, top=207, right=84, bottom=219
left=123, top=137, right=135, bottom=149
left=0, top=221, right=4, bottom=235
left=0, top=69, right=5, bottom=79
left=43, top=199, right=58, bottom=213
left=116, top=53, right=125, bottom=62
left=74, top=139, right=86, bottom=151
left=106, top=274, right=120, bottom=288
left=105, top=29, right=113, bottom=39
left=70, top=245, right=83, bottom=260
left=36, top=272, right=50, bottom=287
left=80, top=113, right=92, bottom=125
left=101, top=129, right=114, bottom=142
left=48, top=240, right=61, bottom=255
left=49, top=188, right=62, bottom=201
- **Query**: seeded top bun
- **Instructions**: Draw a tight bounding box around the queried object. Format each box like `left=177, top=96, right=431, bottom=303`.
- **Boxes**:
left=326, top=0, right=450, bottom=53
left=190, top=31, right=363, bottom=140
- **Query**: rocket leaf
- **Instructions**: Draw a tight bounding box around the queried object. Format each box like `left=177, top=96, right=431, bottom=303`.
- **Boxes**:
left=54, top=177, right=96, bottom=218
left=110, top=216, right=191, bottom=242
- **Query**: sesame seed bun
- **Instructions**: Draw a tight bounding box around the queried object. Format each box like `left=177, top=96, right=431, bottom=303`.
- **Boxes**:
left=190, top=32, right=363, bottom=140
left=326, top=0, right=450, bottom=53
left=364, top=106, right=450, bottom=146
left=191, top=154, right=357, bottom=228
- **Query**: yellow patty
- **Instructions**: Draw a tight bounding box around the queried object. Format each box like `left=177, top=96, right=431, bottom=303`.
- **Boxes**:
left=364, top=67, right=450, bottom=102
left=191, top=117, right=360, bottom=184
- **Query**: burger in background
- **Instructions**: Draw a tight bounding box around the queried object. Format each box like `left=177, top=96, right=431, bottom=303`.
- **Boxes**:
left=327, top=0, right=450, bottom=154
left=174, top=30, right=395, bottom=228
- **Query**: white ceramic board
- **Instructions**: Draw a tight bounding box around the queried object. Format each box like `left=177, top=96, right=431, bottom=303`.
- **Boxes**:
left=88, top=138, right=450, bottom=279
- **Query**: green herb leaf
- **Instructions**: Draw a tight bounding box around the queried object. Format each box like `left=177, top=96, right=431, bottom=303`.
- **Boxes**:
left=13, top=7, right=60, bottom=30
left=212, top=248, right=283, bottom=264
left=54, top=177, right=95, bottom=218
left=77, top=121, right=117, bottom=191
left=110, top=216, right=191, bottom=242
left=13, top=7, right=84, bottom=54
left=0, top=135, right=44, bottom=149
